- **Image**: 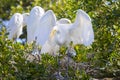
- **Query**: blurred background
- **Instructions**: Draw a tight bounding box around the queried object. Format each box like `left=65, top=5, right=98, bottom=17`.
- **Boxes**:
left=0, top=0, right=120, bottom=79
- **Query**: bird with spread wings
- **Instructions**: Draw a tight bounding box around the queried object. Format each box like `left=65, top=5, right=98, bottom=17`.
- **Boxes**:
left=40, top=9, right=94, bottom=55
left=24, top=6, right=57, bottom=46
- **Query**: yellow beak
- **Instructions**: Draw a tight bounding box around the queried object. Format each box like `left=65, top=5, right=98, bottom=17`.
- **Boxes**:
left=50, top=29, right=56, bottom=39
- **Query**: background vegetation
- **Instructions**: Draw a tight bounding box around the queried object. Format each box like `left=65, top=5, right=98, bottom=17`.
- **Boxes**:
left=0, top=0, right=120, bottom=79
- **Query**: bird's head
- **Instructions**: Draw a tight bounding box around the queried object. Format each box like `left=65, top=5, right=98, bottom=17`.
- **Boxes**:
left=57, top=18, right=71, bottom=24
left=50, top=24, right=70, bottom=46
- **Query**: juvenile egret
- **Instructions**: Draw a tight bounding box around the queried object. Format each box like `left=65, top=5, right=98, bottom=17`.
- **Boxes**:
left=41, top=9, right=94, bottom=55
left=28, top=10, right=57, bottom=55
left=51, top=9, right=94, bottom=46
left=7, top=13, right=24, bottom=40
left=40, top=18, right=72, bottom=55
left=26, top=6, right=45, bottom=43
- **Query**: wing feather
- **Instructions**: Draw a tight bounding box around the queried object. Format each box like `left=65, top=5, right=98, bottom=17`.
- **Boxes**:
left=22, top=13, right=29, bottom=26
left=70, top=9, right=94, bottom=46
left=40, top=40, right=59, bottom=55
left=35, top=10, right=56, bottom=46
left=26, top=6, right=45, bottom=43
left=7, top=13, right=23, bottom=39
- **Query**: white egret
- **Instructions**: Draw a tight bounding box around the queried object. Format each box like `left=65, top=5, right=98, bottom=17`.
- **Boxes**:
left=40, top=18, right=72, bottom=55
left=7, top=13, right=24, bottom=40
left=28, top=10, right=57, bottom=55
left=51, top=9, right=94, bottom=46
left=41, top=9, right=94, bottom=55
left=26, top=6, right=45, bottom=43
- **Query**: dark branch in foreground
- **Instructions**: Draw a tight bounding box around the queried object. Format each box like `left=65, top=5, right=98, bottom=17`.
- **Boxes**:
left=60, top=56, right=120, bottom=79
left=25, top=54, right=120, bottom=79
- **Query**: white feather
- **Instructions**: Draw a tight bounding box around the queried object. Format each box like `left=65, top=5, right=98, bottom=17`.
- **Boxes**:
left=40, top=18, right=71, bottom=55
left=51, top=9, right=94, bottom=47
left=26, top=6, right=45, bottom=43
left=22, top=13, right=29, bottom=27
left=42, top=9, right=94, bottom=56
left=40, top=40, right=59, bottom=55
left=7, top=13, right=23, bottom=40
left=70, top=9, right=94, bottom=46
left=35, top=10, right=56, bottom=46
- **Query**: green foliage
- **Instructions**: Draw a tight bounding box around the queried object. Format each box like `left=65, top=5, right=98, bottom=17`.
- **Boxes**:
left=0, top=27, right=91, bottom=79
left=0, top=0, right=120, bottom=79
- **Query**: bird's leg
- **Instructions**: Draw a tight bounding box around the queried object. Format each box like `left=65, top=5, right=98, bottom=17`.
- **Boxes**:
left=65, top=42, right=75, bottom=80
left=58, top=51, right=61, bottom=74
left=65, top=47, right=71, bottom=80
left=66, top=50, right=69, bottom=80
left=55, top=51, right=62, bottom=80
left=13, top=37, right=16, bottom=41
left=32, top=37, right=39, bottom=55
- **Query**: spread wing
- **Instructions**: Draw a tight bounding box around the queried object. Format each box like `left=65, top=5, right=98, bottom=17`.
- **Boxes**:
left=7, top=13, right=23, bottom=39
left=22, top=13, right=29, bottom=27
left=26, top=6, right=45, bottom=43
left=35, top=10, right=56, bottom=46
left=69, top=9, right=94, bottom=46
